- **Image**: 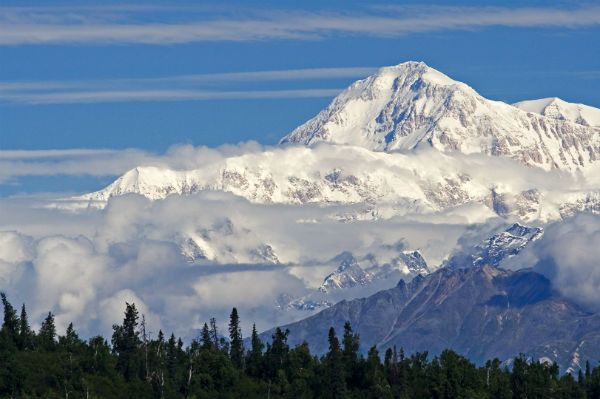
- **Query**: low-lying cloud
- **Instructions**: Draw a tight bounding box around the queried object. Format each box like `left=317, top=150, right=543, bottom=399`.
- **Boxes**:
left=504, top=213, right=600, bottom=311
left=2, top=142, right=600, bottom=341
left=0, top=190, right=474, bottom=340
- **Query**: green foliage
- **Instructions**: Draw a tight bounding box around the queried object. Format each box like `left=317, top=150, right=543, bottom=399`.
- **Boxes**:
left=38, top=311, right=57, bottom=351
left=229, top=307, right=244, bottom=369
left=1, top=295, right=599, bottom=398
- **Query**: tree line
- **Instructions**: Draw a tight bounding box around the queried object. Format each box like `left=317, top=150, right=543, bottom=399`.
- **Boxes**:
left=1, top=292, right=600, bottom=398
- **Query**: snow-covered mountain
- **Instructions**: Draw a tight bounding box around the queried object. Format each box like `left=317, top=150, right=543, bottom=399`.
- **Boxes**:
left=443, top=223, right=543, bottom=269
left=275, top=245, right=430, bottom=313
left=281, top=62, right=600, bottom=171
left=74, top=61, right=600, bottom=224
left=514, top=97, right=600, bottom=128
left=76, top=144, right=600, bottom=223
left=320, top=250, right=428, bottom=292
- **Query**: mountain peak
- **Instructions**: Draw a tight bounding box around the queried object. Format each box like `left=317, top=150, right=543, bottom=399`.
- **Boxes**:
left=281, top=62, right=600, bottom=171
left=375, top=61, right=464, bottom=88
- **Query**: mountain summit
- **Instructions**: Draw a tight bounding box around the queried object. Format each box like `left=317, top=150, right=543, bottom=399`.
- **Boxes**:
left=281, top=61, right=600, bottom=171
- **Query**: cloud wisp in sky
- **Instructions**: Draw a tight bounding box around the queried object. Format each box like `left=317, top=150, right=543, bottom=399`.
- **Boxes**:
left=0, top=142, right=265, bottom=183
left=0, top=66, right=377, bottom=104
left=0, top=5, right=599, bottom=45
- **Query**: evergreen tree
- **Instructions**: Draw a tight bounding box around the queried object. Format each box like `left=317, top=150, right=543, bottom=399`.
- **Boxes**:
left=4, top=300, right=600, bottom=398
left=18, top=304, right=34, bottom=350
left=266, top=327, right=289, bottom=378
left=209, top=317, right=219, bottom=349
left=0, top=293, right=19, bottom=346
left=112, top=302, right=141, bottom=381
left=365, top=345, right=392, bottom=398
left=166, top=333, right=178, bottom=379
left=228, top=307, right=244, bottom=369
left=200, top=322, right=212, bottom=350
left=59, top=322, right=82, bottom=352
left=342, top=321, right=360, bottom=389
left=38, top=311, right=56, bottom=350
left=246, top=323, right=264, bottom=377
left=511, top=354, right=529, bottom=399
left=326, top=327, right=347, bottom=398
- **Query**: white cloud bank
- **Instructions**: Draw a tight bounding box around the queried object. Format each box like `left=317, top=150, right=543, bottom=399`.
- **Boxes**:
left=505, top=213, right=600, bottom=312
left=2, top=142, right=600, bottom=341
left=0, top=189, right=475, bottom=340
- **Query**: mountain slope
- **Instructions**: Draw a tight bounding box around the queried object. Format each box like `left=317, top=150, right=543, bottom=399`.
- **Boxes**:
left=281, top=62, right=600, bottom=171
left=261, top=266, right=600, bottom=371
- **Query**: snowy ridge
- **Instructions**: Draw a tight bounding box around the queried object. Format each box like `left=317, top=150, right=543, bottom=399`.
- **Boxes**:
left=75, top=144, right=600, bottom=223
left=281, top=62, right=600, bottom=171
left=514, top=97, right=600, bottom=128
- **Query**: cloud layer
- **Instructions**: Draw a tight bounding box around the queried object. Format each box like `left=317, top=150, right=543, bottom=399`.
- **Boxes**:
left=0, top=189, right=475, bottom=340
left=505, top=213, right=600, bottom=312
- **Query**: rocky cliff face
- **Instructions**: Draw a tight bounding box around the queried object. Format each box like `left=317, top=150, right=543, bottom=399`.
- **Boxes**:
left=262, top=266, right=600, bottom=371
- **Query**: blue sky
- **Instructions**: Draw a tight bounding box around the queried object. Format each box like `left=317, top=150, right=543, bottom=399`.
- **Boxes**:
left=1, top=0, right=599, bottom=194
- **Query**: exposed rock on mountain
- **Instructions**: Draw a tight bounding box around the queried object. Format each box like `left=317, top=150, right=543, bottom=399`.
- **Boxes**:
left=320, top=250, right=429, bottom=292
left=262, top=266, right=600, bottom=371
left=444, top=223, right=543, bottom=269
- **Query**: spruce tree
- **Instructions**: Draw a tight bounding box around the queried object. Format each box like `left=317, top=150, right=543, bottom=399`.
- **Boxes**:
left=166, top=333, right=178, bottom=378
left=112, top=302, right=141, bottom=381
left=228, top=307, right=244, bottom=369
left=18, top=304, right=34, bottom=350
left=326, top=327, right=347, bottom=398
left=38, top=311, right=56, bottom=350
left=342, top=321, right=359, bottom=388
left=200, top=323, right=212, bottom=350
left=0, top=293, right=19, bottom=346
left=366, top=346, right=392, bottom=398
left=209, top=317, right=219, bottom=349
left=246, top=323, right=264, bottom=377
left=60, top=322, right=81, bottom=351
left=267, top=327, right=290, bottom=378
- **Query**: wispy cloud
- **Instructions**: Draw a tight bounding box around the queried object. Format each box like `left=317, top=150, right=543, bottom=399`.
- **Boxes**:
left=0, top=67, right=376, bottom=92
left=0, top=149, right=122, bottom=159
left=0, top=66, right=374, bottom=104
left=0, top=88, right=343, bottom=104
left=0, top=5, right=598, bottom=45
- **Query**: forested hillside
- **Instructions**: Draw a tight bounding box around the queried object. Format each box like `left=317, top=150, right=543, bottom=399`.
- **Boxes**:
left=1, top=293, right=599, bottom=399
